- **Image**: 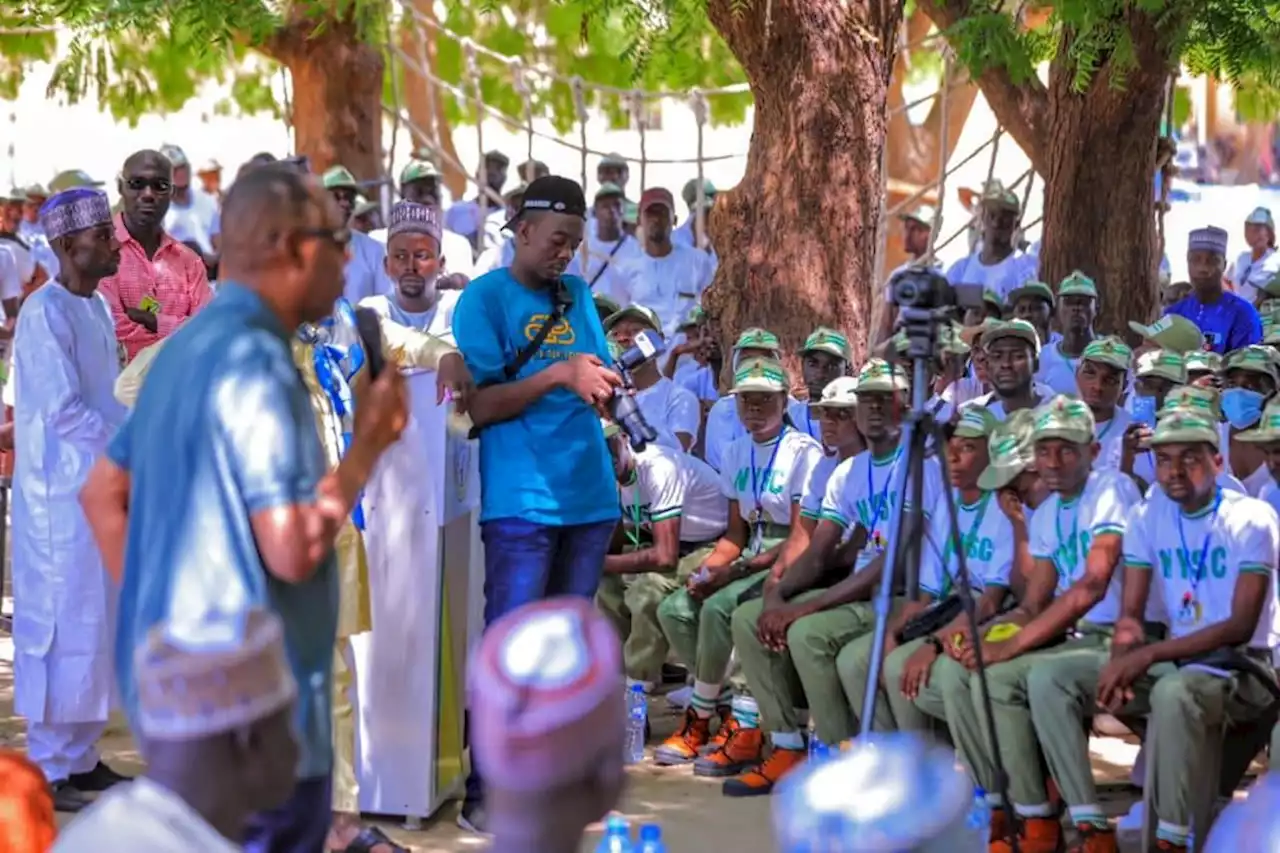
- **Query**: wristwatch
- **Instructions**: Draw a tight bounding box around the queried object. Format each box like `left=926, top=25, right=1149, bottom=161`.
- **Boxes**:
left=924, top=635, right=944, bottom=654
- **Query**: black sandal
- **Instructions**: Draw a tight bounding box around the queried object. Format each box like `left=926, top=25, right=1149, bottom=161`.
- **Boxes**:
left=343, top=826, right=410, bottom=853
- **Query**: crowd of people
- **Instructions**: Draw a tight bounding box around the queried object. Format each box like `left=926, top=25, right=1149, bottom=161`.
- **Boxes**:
left=1, top=134, right=1279, bottom=853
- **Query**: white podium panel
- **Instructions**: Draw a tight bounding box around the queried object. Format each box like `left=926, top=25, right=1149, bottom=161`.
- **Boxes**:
left=350, top=369, right=483, bottom=820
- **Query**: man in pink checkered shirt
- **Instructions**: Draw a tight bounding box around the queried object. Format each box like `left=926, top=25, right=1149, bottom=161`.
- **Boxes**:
left=98, top=150, right=212, bottom=363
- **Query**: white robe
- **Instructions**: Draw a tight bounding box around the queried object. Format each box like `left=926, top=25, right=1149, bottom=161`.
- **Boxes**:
left=12, top=281, right=126, bottom=724
left=53, top=777, right=241, bottom=853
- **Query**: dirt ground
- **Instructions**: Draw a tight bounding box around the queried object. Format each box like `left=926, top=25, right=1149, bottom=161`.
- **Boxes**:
left=0, top=645, right=1160, bottom=852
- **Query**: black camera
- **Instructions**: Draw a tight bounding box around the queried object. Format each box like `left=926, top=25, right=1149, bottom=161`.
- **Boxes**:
left=890, top=266, right=986, bottom=311
left=609, top=330, right=664, bottom=452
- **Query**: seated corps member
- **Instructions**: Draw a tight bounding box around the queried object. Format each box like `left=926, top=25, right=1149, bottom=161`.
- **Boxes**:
left=1137, top=383, right=1248, bottom=497
left=960, top=396, right=1143, bottom=853
left=1240, top=396, right=1280, bottom=519
left=1035, top=272, right=1099, bottom=396
left=1006, top=280, right=1056, bottom=348
left=707, top=376, right=865, bottom=795
left=846, top=407, right=1012, bottom=734
left=793, top=328, right=853, bottom=441
left=1073, top=336, right=1133, bottom=471
left=603, top=303, right=701, bottom=452
left=1219, top=345, right=1277, bottom=495
left=723, top=360, right=944, bottom=795
left=969, top=319, right=1049, bottom=420
left=654, top=357, right=822, bottom=767
left=597, top=419, right=728, bottom=690
left=1029, top=411, right=1279, bottom=853
left=1125, top=349, right=1187, bottom=490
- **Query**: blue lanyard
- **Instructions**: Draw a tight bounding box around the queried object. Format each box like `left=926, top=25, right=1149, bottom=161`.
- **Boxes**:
left=751, top=427, right=788, bottom=519
left=1176, top=489, right=1222, bottom=600
left=864, top=449, right=901, bottom=534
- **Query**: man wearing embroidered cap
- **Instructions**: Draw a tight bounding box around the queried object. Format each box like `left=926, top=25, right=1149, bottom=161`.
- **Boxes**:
left=359, top=200, right=459, bottom=342
left=944, top=180, right=1036, bottom=304
left=53, top=609, right=303, bottom=852
left=1037, top=271, right=1099, bottom=396
left=321, top=165, right=391, bottom=304
left=715, top=359, right=942, bottom=796
left=1228, top=206, right=1279, bottom=305
left=655, top=357, right=823, bottom=783
left=614, top=186, right=716, bottom=338
left=952, top=395, right=1142, bottom=853
left=443, top=149, right=509, bottom=253
left=12, top=187, right=129, bottom=811
left=969, top=319, right=1049, bottom=420
left=1166, top=225, right=1262, bottom=354
left=1073, top=336, right=1133, bottom=472
left=604, top=302, right=700, bottom=451
left=1032, top=409, right=1279, bottom=853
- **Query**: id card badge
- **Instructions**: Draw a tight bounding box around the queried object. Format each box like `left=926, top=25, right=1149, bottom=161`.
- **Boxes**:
left=750, top=521, right=764, bottom=555
left=1177, top=592, right=1202, bottom=627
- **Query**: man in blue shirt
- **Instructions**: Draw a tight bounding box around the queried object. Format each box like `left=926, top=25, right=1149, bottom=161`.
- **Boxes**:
left=80, top=163, right=409, bottom=853
left=453, top=175, right=622, bottom=833
left=1166, top=225, right=1262, bottom=353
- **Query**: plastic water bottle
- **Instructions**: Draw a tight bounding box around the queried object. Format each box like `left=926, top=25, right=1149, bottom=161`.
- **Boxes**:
left=965, top=787, right=992, bottom=851
left=807, top=727, right=829, bottom=763
left=625, top=683, right=648, bottom=764
left=637, top=823, right=668, bottom=853
left=595, top=814, right=634, bottom=853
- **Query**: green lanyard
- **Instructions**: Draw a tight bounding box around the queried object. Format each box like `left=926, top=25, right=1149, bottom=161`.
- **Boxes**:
left=939, top=490, right=991, bottom=595
left=1054, top=495, right=1082, bottom=580
left=622, top=471, right=644, bottom=549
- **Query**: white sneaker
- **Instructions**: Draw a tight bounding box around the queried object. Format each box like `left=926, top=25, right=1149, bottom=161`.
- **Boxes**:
left=666, top=685, right=693, bottom=710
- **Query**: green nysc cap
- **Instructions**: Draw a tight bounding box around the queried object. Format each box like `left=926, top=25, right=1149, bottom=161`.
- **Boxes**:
left=1128, top=315, right=1205, bottom=354
left=604, top=303, right=662, bottom=335
left=731, top=357, right=789, bottom=394
left=1135, top=349, right=1187, bottom=385
left=855, top=358, right=908, bottom=394
left=1032, top=395, right=1096, bottom=445
left=983, top=318, right=1042, bottom=357
left=734, top=328, right=782, bottom=355
left=976, top=409, right=1037, bottom=491
left=1007, top=280, right=1055, bottom=307
left=954, top=406, right=999, bottom=439
left=1079, top=336, right=1132, bottom=373
left=1184, top=350, right=1223, bottom=376
left=800, top=327, right=852, bottom=361
left=399, top=159, right=440, bottom=186
left=1148, top=411, right=1220, bottom=450
left=677, top=305, right=706, bottom=330
left=1057, top=271, right=1099, bottom=300
left=1159, top=385, right=1221, bottom=421
left=810, top=376, right=859, bottom=409
left=322, top=165, right=359, bottom=191
left=593, top=292, right=622, bottom=317
left=595, top=182, right=625, bottom=202
left=1224, top=345, right=1280, bottom=383
left=1235, top=398, right=1280, bottom=444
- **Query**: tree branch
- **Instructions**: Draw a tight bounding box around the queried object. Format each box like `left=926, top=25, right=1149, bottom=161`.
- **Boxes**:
left=922, top=0, right=1051, bottom=173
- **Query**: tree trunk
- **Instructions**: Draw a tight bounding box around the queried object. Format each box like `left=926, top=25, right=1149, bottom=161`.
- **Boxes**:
left=263, top=10, right=385, bottom=180
left=705, top=0, right=904, bottom=379
left=398, top=0, right=468, bottom=199
left=923, top=2, right=1180, bottom=335
left=1036, top=19, right=1173, bottom=332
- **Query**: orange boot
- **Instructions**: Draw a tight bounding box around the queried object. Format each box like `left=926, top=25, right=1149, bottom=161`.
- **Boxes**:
left=990, top=817, right=1062, bottom=853
left=1066, top=823, right=1118, bottom=853
left=700, top=706, right=739, bottom=756
left=721, top=747, right=806, bottom=797
left=653, top=708, right=713, bottom=765
left=694, top=726, right=764, bottom=777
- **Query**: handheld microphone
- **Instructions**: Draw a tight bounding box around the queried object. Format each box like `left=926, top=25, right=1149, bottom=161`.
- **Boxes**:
left=354, top=307, right=386, bottom=379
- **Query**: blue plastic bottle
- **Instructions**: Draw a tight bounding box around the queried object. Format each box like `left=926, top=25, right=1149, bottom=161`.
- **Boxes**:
left=966, top=787, right=992, bottom=851
left=596, top=815, right=635, bottom=853
left=626, top=684, right=648, bottom=764
left=637, top=823, right=667, bottom=853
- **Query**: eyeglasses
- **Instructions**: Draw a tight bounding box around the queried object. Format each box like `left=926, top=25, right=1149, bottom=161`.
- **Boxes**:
left=124, top=177, right=173, bottom=194
left=296, top=226, right=352, bottom=248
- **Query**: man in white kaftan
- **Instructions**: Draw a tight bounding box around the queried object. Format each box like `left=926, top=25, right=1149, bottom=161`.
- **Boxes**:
left=11, top=188, right=130, bottom=811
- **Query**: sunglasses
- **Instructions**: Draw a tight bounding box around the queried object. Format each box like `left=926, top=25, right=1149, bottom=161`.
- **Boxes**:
left=124, top=177, right=173, bottom=194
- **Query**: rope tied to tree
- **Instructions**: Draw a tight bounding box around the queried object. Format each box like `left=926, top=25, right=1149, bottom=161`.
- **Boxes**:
left=512, top=59, right=535, bottom=165
left=691, top=89, right=709, bottom=250
left=628, top=89, right=648, bottom=191
left=571, top=75, right=590, bottom=269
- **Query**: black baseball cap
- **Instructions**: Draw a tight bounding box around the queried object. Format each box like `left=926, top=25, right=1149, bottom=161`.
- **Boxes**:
left=503, top=175, right=587, bottom=231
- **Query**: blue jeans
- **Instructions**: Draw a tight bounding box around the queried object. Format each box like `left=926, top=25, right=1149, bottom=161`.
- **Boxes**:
left=463, top=517, right=616, bottom=807
left=242, top=775, right=332, bottom=853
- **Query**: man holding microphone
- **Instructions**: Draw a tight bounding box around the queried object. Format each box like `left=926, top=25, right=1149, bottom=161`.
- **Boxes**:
left=452, top=175, right=622, bottom=834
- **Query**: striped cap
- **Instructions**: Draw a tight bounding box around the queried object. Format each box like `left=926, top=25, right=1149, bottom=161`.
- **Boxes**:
left=731, top=357, right=789, bottom=394
left=1032, top=395, right=1096, bottom=445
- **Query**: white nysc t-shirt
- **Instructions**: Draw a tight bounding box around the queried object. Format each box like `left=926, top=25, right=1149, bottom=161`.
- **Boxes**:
left=635, top=376, right=701, bottom=452
left=1029, top=468, right=1143, bottom=625
left=820, top=448, right=945, bottom=571
left=1092, top=407, right=1133, bottom=473
left=620, top=442, right=729, bottom=544
left=1123, top=487, right=1278, bottom=648
left=944, top=250, right=1037, bottom=303
left=918, top=489, right=1015, bottom=598
left=1036, top=340, right=1083, bottom=397
left=719, top=428, right=823, bottom=526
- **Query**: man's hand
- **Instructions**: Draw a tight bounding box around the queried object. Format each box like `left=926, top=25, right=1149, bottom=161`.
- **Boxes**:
left=757, top=601, right=811, bottom=651
left=126, top=306, right=158, bottom=333
left=1097, top=646, right=1152, bottom=712
left=899, top=641, right=940, bottom=700
left=686, top=564, right=733, bottom=600
left=996, top=489, right=1025, bottom=527
left=436, top=352, right=475, bottom=414
left=352, top=369, right=408, bottom=457
left=1109, top=617, right=1146, bottom=659
left=552, top=354, right=621, bottom=407
left=1121, top=423, right=1150, bottom=473
left=962, top=636, right=1017, bottom=670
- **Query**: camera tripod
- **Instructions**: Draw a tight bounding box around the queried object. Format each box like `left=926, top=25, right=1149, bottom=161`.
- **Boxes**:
left=858, top=300, right=1020, bottom=853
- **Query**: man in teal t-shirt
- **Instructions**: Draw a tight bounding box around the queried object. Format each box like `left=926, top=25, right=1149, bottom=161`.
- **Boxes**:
left=452, top=176, right=623, bottom=833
